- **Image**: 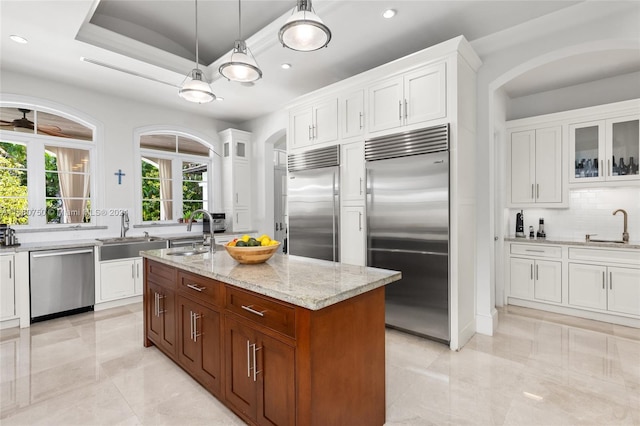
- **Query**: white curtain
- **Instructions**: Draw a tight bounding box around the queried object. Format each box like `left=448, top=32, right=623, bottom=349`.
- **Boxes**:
left=158, top=159, right=173, bottom=220
left=53, top=147, right=90, bottom=223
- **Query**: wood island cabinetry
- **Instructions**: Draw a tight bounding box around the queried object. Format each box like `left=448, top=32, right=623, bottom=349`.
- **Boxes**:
left=143, top=256, right=392, bottom=426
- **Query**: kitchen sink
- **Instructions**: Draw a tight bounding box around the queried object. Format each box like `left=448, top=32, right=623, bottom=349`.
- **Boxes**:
left=96, top=236, right=165, bottom=244
left=586, top=239, right=627, bottom=244
left=97, top=237, right=168, bottom=261
left=166, top=248, right=210, bottom=257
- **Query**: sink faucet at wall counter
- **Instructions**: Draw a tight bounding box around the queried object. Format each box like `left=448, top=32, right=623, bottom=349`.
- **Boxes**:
left=613, top=209, right=629, bottom=243
left=120, top=211, right=129, bottom=238
left=187, top=209, right=215, bottom=253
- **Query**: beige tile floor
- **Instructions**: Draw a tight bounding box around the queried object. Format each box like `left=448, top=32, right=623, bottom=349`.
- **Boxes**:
left=1, top=303, right=639, bottom=425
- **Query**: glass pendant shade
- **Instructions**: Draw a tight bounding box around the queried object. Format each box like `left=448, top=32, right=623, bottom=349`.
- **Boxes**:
left=278, top=1, right=331, bottom=51
left=219, top=40, right=263, bottom=82
left=179, top=69, right=215, bottom=103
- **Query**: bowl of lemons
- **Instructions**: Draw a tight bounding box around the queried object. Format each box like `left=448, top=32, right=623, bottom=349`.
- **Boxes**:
left=224, top=234, right=280, bottom=264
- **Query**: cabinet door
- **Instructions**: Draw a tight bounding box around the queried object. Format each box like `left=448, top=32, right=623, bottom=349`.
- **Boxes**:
left=256, top=333, right=295, bottom=426
left=509, top=257, right=534, bottom=299
left=569, top=120, right=606, bottom=183
left=341, top=141, right=365, bottom=202
left=568, top=263, right=607, bottom=310
left=404, top=62, right=446, bottom=126
left=534, top=127, right=562, bottom=203
left=233, top=209, right=252, bottom=232
left=340, top=206, right=365, bottom=267
left=606, top=115, right=640, bottom=181
left=368, top=76, right=403, bottom=133
left=134, top=258, right=143, bottom=296
left=341, top=89, right=365, bottom=139
left=0, top=256, right=15, bottom=319
left=290, top=108, right=313, bottom=149
left=225, top=316, right=258, bottom=421
left=510, top=131, right=535, bottom=204
left=234, top=161, right=251, bottom=209
left=178, top=296, right=222, bottom=394
left=607, top=267, right=640, bottom=315
left=534, top=260, right=561, bottom=303
left=313, top=98, right=338, bottom=144
left=99, top=260, right=135, bottom=301
left=147, top=281, right=177, bottom=355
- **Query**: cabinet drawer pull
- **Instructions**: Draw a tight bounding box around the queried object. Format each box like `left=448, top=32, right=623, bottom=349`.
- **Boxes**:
left=609, top=271, right=612, bottom=290
left=252, top=344, right=262, bottom=382
left=531, top=184, right=534, bottom=200
left=308, top=125, right=312, bottom=140
left=535, top=264, right=539, bottom=281
left=530, top=264, right=533, bottom=280
left=8, top=260, right=11, bottom=279
left=600, top=160, right=603, bottom=176
left=359, top=112, right=363, bottom=129
left=525, top=249, right=545, bottom=253
left=359, top=177, right=363, bottom=195
left=359, top=212, right=362, bottom=231
left=404, top=99, right=408, bottom=119
left=187, top=283, right=206, bottom=292
left=241, top=304, right=266, bottom=317
left=536, top=184, right=539, bottom=199
left=602, top=271, right=605, bottom=290
left=246, top=340, right=251, bottom=378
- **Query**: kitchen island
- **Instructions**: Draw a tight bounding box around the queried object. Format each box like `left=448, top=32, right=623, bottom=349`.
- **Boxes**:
left=141, top=248, right=401, bottom=426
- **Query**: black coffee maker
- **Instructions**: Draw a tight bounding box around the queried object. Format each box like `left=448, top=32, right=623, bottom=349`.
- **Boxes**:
left=515, top=210, right=525, bottom=238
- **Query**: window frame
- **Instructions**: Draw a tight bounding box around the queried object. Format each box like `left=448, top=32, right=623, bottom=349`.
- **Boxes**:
left=0, top=105, right=98, bottom=229
left=135, top=129, right=214, bottom=225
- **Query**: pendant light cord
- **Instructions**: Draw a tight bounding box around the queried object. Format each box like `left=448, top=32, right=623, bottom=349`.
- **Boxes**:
left=195, top=0, right=200, bottom=70
left=238, top=0, right=242, bottom=40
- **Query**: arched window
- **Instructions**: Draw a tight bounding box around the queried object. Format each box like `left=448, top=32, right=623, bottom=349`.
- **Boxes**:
left=0, top=106, right=96, bottom=227
left=138, top=132, right=213, bottom=223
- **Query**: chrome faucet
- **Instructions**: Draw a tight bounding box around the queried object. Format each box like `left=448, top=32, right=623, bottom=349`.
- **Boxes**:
left=613, top=209, right=629, bottom=243
left=120, top=211, right=130, bottom=238
left=187, top=209, right=215, bottom=252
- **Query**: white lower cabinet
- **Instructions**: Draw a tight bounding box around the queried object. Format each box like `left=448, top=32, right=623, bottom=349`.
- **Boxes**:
left=99, top=258, right=143, bottom=302
left=340, top=206, right=365, bottom=266
left=0, top=255, right=16, bottom=320
left=510, top=257, right=561, bottom=303
left=569, top=263, right=640, bottom=316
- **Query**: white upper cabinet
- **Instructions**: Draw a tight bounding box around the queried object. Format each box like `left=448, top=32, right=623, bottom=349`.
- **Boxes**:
left=341, top=141, right=365, bottom=203
left=569, top=115, right=639, bottom=183
left=368, top=62, right=446, bottom=134
left=289, top=98, right=338, bottom=149
left=220, top=129, right=252, bottom=232
left=508, top=126, right=563, bottom=207
left=341, top=89, right=365, bottom=139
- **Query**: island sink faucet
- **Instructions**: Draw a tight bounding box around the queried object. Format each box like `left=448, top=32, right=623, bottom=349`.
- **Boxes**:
left=187, top=209, right=215, bottom=253
left=613, top=209, right=629, bottom=243
left=120, top=211, right=130, bottom=238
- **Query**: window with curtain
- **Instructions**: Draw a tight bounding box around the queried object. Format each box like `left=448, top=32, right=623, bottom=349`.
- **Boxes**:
left=0, top=106, right=94, bottom=227
left=140, top=134, right=211, bottom=223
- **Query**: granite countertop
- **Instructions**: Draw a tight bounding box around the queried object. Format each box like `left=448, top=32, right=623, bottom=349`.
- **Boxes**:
left=505, top=236, right=640, bottom=250
left=141, top=248, right=402, bottom=311
left=0, top=239, right=100, bottom=253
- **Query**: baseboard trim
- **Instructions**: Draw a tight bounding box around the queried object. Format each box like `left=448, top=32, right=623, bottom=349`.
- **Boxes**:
left=476, top=309, right=498, bottom=336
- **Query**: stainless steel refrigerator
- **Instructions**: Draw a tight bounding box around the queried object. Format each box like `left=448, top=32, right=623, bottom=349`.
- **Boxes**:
left=366, top=125, right=450, bottom=343
left=287, top=145, right=340, bottom=262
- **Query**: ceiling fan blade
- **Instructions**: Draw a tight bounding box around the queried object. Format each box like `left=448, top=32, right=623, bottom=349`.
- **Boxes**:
left=38, top=124, right=63, bottom=132
left=37, top=126, right=71, bottom=138
left=0, top=121, right=13, bottom=126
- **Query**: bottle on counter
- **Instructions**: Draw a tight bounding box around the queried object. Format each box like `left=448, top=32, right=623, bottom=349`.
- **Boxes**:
left=536, top=218, right=546, bottom=239
left=529, top=226, right=535, bottom=239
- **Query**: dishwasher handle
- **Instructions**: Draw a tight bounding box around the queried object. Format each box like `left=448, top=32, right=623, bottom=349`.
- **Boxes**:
left=31, top=248, right=94, bottom=258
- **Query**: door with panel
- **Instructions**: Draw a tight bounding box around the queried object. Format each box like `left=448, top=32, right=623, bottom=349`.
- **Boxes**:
left=534, top=127, right=562, bottom=203
left=533, top=259, right=562, bottom=303
left=225, top=316, right=258, bottom=421
left=341, top=89, right=365, bottom=139
left=177, top=295, right=222, bottom=395
left=146, top=280, right=176, bottom=355
left=0, top=255, right=15, bottom=319
left=607, top=266, right=640, bottom=315
left=403, top=62, right=446, bottom=126
left=568, top=263, right=607, bottom=310
left=509, top=257, right=534, bottom=299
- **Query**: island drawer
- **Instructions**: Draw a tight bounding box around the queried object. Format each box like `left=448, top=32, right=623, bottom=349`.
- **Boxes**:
left=226, top=286, right=296, bottom=338
left=511, top=244, right=562, bottom=258
left=178, top=271, right=223, bottom=307
left=146, top=260, right=177, bottom=288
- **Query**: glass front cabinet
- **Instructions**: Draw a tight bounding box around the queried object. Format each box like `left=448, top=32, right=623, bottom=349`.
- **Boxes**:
left=569, top=115, right=640, bottom=183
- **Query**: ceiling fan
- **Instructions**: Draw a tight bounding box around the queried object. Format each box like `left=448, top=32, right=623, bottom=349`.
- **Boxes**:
left=0, top=108, right=71, bottom=138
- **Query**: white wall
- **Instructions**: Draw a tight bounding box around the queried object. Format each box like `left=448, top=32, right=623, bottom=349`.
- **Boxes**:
left=507, top=71, right=640, bottom=121
left=1, top=70, right=236, bottom=243
left=240, top=109, right=287, bottom=237
left=474, top=1, right=640, bottom=334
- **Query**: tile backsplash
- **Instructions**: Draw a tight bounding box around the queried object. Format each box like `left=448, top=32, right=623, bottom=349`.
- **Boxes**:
left=507, top=187, right=640, bottom=242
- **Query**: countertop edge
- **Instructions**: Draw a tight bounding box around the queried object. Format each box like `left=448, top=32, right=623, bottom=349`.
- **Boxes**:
left=505, top=237, right=640, bottom=250
left=141, top=251, right=401, bottom=311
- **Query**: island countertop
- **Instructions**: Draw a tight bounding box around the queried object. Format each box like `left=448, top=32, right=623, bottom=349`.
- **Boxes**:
left=140, top=248, right=401, bottom=310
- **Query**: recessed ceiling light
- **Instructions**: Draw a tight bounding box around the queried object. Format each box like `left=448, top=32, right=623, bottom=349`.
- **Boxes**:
left=281, top=63, right=292, bottom=70
left=382, top=9, right=396, bottom=19
left=9, top=34, right=28, bottom=44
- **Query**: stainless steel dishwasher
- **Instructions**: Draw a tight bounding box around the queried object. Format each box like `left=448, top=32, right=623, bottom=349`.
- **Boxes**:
left=29, top=247, right=95, bottom=322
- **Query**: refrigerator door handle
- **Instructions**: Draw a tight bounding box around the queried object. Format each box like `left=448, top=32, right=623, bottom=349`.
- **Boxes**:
left=368, top=247, right=448, bottom=256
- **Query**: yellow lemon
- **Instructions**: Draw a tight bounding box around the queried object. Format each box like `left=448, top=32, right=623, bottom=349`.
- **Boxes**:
left=260, top=237, right=271, bottom=246
left=269, top=240, right=279, bottom=246
left=241, top=234, right=250, bottom=242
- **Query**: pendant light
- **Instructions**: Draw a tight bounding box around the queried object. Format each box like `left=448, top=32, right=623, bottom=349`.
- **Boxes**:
left=219, top=0, right=262, bottom=82
left=179, top=0, right=215, bottom=103
left=278, top=0, right=331, bottom=52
